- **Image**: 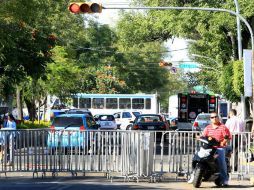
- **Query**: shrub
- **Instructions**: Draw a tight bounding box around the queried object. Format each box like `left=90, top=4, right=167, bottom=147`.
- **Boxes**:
left=17, top=120, right=51, bottom=129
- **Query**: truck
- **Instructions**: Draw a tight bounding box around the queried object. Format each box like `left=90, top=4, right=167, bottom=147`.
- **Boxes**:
left=170, top=93, right=218, bottom=130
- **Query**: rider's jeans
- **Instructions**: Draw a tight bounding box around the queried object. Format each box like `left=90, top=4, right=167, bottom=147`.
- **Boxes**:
left=216, top=148, right=228, bottom=183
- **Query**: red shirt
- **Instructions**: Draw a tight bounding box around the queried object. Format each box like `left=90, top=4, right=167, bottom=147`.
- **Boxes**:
left=202, top=122, right=231, bottom=143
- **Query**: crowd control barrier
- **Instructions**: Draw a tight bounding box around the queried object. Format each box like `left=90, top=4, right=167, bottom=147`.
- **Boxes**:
left=0, top=129, right=253, bottom=181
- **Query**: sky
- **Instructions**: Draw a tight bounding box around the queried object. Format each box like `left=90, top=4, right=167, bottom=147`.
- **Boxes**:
left=95, top=0, right=130, bottom=25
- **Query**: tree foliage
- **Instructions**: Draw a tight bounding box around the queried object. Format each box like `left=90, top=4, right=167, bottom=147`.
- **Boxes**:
left=117, top=0, right=254, bottom=102
left=0, top=0, right=190, bottom=115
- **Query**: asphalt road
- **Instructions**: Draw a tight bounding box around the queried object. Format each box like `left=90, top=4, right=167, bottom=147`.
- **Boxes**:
left=0, top=175, right=253, bottom=190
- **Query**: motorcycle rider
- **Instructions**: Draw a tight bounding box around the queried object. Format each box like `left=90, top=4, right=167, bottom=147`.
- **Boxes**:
left=188, top=112, right=231, bottom=186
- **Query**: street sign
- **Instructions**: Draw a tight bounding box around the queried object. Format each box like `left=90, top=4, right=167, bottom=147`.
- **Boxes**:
left=179, top=63, right=199, bottom=69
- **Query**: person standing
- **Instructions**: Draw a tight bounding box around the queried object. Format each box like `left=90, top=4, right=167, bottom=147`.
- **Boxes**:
left=225, top=109, right=244, bottom=171
left=225, top=109, right=244, bottom=133
left=2, top=113, right=16, bottom=166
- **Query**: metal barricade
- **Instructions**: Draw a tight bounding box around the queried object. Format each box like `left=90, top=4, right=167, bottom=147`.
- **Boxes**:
left=0, top=129, right=253, bottom=180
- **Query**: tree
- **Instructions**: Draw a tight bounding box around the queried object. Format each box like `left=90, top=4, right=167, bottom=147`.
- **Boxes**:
left=117, top=0, right=254, bottom=102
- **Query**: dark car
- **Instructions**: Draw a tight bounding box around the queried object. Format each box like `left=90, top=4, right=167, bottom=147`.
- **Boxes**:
left=130, top=114, right=170, bottom=130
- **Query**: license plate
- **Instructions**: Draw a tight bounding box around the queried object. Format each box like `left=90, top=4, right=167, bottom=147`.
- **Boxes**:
left=147, top=126, right=154, bottom=130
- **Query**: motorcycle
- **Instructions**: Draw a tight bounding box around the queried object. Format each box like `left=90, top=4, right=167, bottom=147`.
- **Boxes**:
left=190, top=136, right=231, bottom=188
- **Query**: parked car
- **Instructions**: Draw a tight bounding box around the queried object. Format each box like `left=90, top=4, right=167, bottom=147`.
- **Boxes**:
left=130, top=114, right=170, bottom=131
left=94, top=114, right=117, bottom=130
left=47, top=114, right=99, bottom=150
left=192, top=113, right=221, bottom=131
left=113, top=111, right=141, bottom=130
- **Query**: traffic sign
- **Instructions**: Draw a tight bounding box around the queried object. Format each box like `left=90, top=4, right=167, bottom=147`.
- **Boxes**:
left=179, top=63, right=199, bottom=69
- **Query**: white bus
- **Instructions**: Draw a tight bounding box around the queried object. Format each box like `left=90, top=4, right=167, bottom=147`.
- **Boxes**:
left=71, top=93, right=158, bottom=116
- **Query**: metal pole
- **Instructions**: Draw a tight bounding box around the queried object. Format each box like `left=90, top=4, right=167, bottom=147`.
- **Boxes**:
left=234, top=0, right=242, bottom=60
left=234, top=0, right=246, bottom=120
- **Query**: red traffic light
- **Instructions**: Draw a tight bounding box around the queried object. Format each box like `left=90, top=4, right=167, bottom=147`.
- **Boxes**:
left=69, top=2, right=102, bottom=14
left=69, top=3, right=80, bottom=13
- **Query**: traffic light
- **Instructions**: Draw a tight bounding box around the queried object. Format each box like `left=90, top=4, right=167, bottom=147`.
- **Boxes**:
left=69, top=2, right=102, bottom=14
left=159, top=60, right=172, bottom=67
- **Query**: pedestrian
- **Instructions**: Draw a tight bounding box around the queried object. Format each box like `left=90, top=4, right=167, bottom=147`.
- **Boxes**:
left=0, top=115, right=8, bottom=161
left=1, top=113, right=16, bottom=166
left=225, top=109, right=245, bottom=171
left=188, top=112, right=231, bottom=186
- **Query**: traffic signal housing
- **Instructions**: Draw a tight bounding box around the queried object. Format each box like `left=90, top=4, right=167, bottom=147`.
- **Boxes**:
left=69, top=2, right=102, bottom=14
left=159, top=60, right=172, bottom=67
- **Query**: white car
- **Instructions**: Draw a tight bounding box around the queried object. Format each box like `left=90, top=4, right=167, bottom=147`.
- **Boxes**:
left=95, top=114, right=117, bottom=130
left=113, top=111, right=141, bottom=130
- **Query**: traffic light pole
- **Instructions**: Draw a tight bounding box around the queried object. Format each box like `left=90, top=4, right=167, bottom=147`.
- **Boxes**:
left=104, top=5, right=254, bottom=133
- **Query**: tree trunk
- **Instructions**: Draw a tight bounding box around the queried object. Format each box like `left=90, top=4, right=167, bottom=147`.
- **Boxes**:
left=16, top=87, right=23, bottom=120
left=24, top=98, right=36, bottom=121
left=228, top=31, right=237, bottom=60
left=7, top=94, right=13, bottom=113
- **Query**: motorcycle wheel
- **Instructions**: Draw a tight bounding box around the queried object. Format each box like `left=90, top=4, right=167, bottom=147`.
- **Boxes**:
left=214, top=177, right=222, bottom=187
left=193, top=166, right=203, bottom=188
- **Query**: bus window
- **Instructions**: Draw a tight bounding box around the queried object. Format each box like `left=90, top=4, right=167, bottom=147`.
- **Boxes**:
left=132, top=98, right=144, bottom=109
left=106, top=98, right=118, bottom=109
left=145, top=98, right=151, bottom=109
left=92, top=98, right=104, bottom=109
left=119, top=98, right=131, bottom=109
left=79, top=98, right=91, bottom=109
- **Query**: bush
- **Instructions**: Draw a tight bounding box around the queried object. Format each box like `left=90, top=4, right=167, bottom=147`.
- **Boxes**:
left=17, top=120, right=51, bottom=129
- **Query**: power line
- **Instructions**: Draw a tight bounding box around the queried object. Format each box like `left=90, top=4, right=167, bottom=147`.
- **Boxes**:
left=75, top=47, right=188, bottom=55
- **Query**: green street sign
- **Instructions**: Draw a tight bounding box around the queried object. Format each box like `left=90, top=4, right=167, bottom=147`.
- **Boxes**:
left=179, top=63, right=199, bottom=69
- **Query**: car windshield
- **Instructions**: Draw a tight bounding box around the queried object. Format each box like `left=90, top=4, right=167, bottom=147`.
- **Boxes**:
left=197, top=114, right=210, bottom=121
left=53, top=117, right=83, bottom=127
left=99, top=115, right=115, bottom=121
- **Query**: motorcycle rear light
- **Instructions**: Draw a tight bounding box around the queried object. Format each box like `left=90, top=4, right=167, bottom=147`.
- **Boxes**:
left=80, top=125, right=85, bottom=131
left=193, top=122, right=199, bottom=127
left=133, top=125, right=139, bottom=129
